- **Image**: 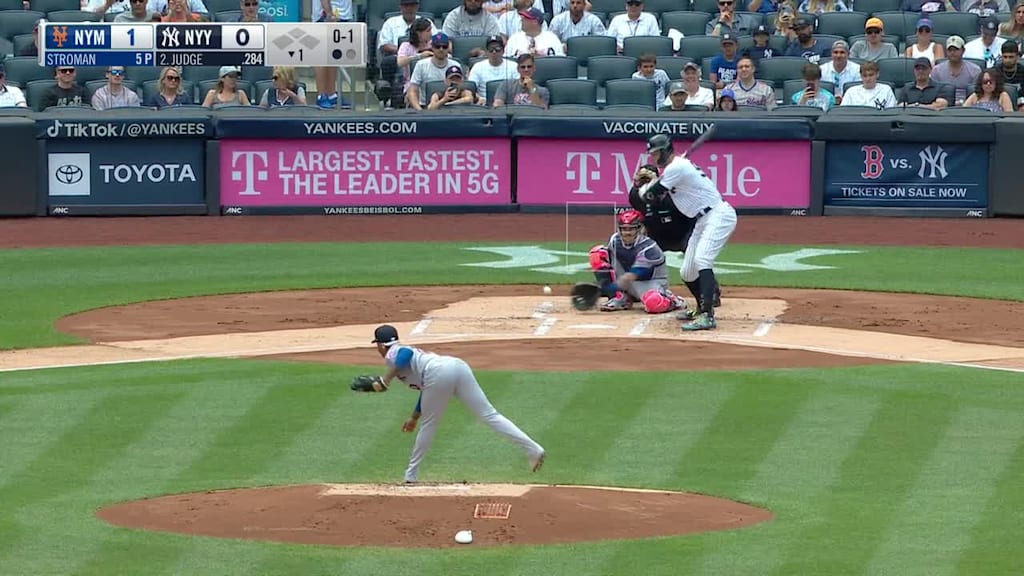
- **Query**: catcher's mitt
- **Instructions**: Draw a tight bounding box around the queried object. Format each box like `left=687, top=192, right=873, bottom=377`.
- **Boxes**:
left=633, top=163, right=660, bottom=187
left=570, top=282, right=602, bottom=311
left=351, top=374, right=389, bottom=392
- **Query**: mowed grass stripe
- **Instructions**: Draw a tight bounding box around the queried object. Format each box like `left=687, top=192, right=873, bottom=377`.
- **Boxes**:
left=865, top=406, right=1024, bottom=576
left=700, top=388, right=883, bottom=575
left=771, top=390, right=958, bottom=576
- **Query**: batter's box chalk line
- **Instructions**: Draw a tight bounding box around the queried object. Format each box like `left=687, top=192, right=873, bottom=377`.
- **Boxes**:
left=474, top=502, right=512, bottom=519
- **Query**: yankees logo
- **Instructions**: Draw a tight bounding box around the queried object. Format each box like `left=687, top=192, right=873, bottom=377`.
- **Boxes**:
left=861, top=145, right=884, bottom=180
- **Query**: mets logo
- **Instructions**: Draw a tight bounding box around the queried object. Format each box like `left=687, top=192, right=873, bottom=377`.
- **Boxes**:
left=51, top=26, right=69, bottom=48
left=860, top=145, right=884, bottom=179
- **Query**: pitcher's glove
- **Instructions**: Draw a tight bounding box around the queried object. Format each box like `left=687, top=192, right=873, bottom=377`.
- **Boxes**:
left=634, top=164, right=660, bottom=187
left=570, top=282, right=602, bottom=311
left=351, top=374, right=389, bottom=392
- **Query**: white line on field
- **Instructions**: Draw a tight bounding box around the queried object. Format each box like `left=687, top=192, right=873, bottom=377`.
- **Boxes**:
left=753, top=320, right=774, bottom=337
left=629, top=318, right=651, bottom=336
left=533, top=318, right=558, bottom=336
left=410, top=319, right=433, bottom=336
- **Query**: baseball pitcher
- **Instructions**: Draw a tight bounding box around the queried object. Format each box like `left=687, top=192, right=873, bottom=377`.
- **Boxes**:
left=588, top=208, right=687, bottom=314
left=636, top=134, right=738, bottom=331
left=370, top=324, right=546, bottom=483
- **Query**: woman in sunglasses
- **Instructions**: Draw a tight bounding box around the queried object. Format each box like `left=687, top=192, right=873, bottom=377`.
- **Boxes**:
left=147, top=66, right=192, bottom=109
left=230, top=0, right=273, bottom=21
left=259, top=66, right=307, bottom=107
left=963, top=68, right=1014, bottom=112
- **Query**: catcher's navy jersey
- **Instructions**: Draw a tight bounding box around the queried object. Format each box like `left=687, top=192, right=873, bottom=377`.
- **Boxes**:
left=385, top=345, right=442, bottom=390
left=608, top=234, right=669, bottom=280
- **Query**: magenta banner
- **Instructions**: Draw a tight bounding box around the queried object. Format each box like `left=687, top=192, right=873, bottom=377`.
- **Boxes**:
left=220, top=139, right=512, bottom=206
left=515, top=139, right=811, bottom=208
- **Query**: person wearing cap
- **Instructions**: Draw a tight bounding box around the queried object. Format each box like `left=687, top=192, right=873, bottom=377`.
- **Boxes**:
left=798, top=0, right=849, bottom=14
left=965, top=16, right=1006, bottom=68
left=378, top=7, right=438, bottom=107
left=906, top=17, right=944, bottom=63
left=469, top=35, right=520, bottom=103
left=715, top=88, right=738, bottom=111
left=92, top=66, right=142, bottom=111
left=443, top=0, right=501, bottom=39
left=710, top=33, right=740, bottom=89
left=932, top=35, right=982, bottom=105
left=549, top=0, right=606, bottom=49
left=900, top=57, right=951, bottom=109
left=997, top=40, right=1024, bottom=88
left=200, top=66, right=250, bottom=109
left=499, top=0, right=550, bottom=37
left=407, top=32, right=464, bottom=110
left=426, top=64, right=477, bottom=109
left=606, top=0, right=660, bottom=53
left=493, top=53, right=550, bottom=108
left=726, top=55, right=776, bottom=109
left=41, top=66, right=86, bottom=109
left=962, top=0, right=1009, bottom=17
left=820, top=40, right=860, bottom=98
left=850, top=17, right=898, bottom=62
left=661, top=61, right=715, bottom=109
left=840, top=60, right=897, bottom=109
left=0, top=64, right=27, bottom=109
left=505, top=6, right=565, bottom=58
left=368, top=324, right=547, bottom=484
left=706, top=0, right=760, bottom=36
left=659, top=81, right=691, bottom=111
left=745, top=24, right=775, bottom=63
left=791, top=61, right=836, bottom=110
left=378, top=0, right=437, bottom=56
left=783, top=17, right=832, bottom=64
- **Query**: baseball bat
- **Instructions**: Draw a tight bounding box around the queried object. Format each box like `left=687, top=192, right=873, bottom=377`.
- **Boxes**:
left=682, top=125, right=717, bottom=157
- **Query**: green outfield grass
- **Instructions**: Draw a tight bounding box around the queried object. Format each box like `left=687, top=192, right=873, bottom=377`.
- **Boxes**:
left=1, top=240, right=1023, bottom=575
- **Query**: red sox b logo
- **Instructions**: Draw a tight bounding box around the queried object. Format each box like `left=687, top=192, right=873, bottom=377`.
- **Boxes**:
left=861, top=145, right=884, bottom=179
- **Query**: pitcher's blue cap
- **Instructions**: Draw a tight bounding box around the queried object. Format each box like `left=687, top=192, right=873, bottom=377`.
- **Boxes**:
left=372, top=325, right=400, bottom=346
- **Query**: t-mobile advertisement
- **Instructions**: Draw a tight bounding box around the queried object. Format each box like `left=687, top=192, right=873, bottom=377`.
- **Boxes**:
left=220, top=139, right=512, bottom=213
left=515, top=139, right=812, bottom=209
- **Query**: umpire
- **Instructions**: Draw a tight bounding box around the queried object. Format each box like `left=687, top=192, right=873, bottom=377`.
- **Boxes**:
left=628, top=163, right=721, bottom=310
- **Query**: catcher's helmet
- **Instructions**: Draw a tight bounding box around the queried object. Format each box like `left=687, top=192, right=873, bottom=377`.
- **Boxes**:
left=646, top=134, right=674, bottom=167
left=616, top=209, right=644, bottom=247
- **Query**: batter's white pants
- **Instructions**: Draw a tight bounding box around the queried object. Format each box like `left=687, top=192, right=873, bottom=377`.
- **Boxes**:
left=405, top=358, right=545, bottom=483
left=681, top=202, right=738, bottom=282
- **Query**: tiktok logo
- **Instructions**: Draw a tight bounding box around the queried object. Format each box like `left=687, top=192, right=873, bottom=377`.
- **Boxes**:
left=565, top=152, right=601, bottom=194
left=230, top=151, right=269, bottom=196
left=861, top=145, right=884, bottom=180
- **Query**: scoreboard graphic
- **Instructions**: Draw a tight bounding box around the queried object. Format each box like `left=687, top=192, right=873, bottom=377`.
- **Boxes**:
left=40, top=22, right=366, bottom=68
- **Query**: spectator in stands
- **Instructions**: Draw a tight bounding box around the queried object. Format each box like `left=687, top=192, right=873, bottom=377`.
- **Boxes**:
left=407, top=32, right=462, bottom=110
left=486, top=0, right=515, bottom=16
left=427, top=65, right=477, bottom=109
left=260, top=66, right=307, bottom=107
left=91, top=66, right=141, bottom=110
left=505, top=7, right=564, bottom=57
left=772, top=2, right=798, bottom=40
left=443, top=0, right=502, bottom=38
left=493, top=53, right=550, bottom=108
left=147, top=66, right=192, bottom=109
left=0, top=64, right=27, bottom=109
left=906, top=18, right=944, bottom=63
left=201, top=65, right=251, bottom=109
left=792, top=62, right=836, bottom=110
left=606, top=0, right=660, bottom=53
left=900, top=57, right=951, bottom=109
left=469, top=35, right=519, bottom=103
left=395, top=18, right=437, bottom=108
left=748, top=0, right=781, bottom=14
left=963, top=67, right=1015, bottom=111
left=41, top=67, right=87, bottom=109
left=710, top=33, right=740, bottom=89
left=999, top=0, right=1024, bottom=44
left=965, top=17, right=1005, bottom=68
left=662, top=61, right=714, bottom=109
left=659, top=81, right=689, bottom=111
left=745, top=25, right=775, bottom=63
left=932, top=35, right=982, bottom=105
left=784, top=18, right=831, bottom=64
left=706, top=0, right=760, bottom=36
left=840, top=60, right=897, bottom=108
left=900, top=0, right=956, bottom=13
left=381, top=0, right=436, bottom=57
left=820, top=40, right=860, bottom=99
left=16, top=20, right=39, bottom=57
left=715, top=88, right=737, bottom=110
left=997, top=41, right=1024, bottom=91
left=87, top=0, right=132, bottom=17
left=311, top=0, right=354, bottom=110
left=726, top=56, right=775, bottom=109
left=147, top=0, right=209, bottom=18
left=157, top=0, right=206, bottom=21
left=850, top=18, right=899, bottom=62
left=499, top=0, right=544, bottom=37
left=549, top=0, right=606, bottom=51
left=115, top=0, right=159, bottom=21
left=229, top=0, right=273, bottom=21
left=962, top=0, right=1008, bottom=17
left=631, top=52, right=671, bottom=109
left=798, top=0, right=850, bottom=14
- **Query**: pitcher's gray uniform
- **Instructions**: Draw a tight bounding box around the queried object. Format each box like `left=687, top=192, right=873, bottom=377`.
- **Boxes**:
left=373, top=325, right=546, bottom=483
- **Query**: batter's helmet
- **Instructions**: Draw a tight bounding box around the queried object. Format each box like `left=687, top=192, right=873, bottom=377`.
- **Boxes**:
left=646, top=134, right=674, bottom=168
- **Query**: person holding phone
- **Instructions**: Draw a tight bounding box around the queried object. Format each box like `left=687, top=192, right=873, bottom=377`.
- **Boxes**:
left=791, top=62, right=836, bottom=110
left=427, top=65, right=477, bottom=109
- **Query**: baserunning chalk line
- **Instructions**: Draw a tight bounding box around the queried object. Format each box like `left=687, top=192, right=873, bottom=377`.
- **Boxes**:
left=532, top=301, right=558, bottom=336
left=629, top=318, right=652, bottom=336
left=410, top=319, right=433, bottom=336
left=753, top=320, right=774, bottom=337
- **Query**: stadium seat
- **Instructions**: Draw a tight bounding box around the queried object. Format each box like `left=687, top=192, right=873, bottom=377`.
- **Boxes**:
left=848, top=0, right=900, bottom=15
left=876, top=57, right=915, bottom=87
left=941, top=106, right=1004, bottom=115
left=701, top=55, right=715, bottom=80
left=485, top=78, right=505, bottom=106
left=103, top=12, right=118, bottom=22
left=813, top=34, right=847, bottom=49
left=12, top=33, right=34, bottom=57
left=451, top=35, right=487, bottom=66
left=205, top=0, right=241, bottom=13
left=184, top=66, right=225, bottom=83
left=756, top=56, right=809, bottom=86
left=736, top=11, right=765, bottom=27
left=549, top=103, right=601, bottom=111
left=771, top=104, right=824, bottom=116
left=198, top=78, right=254, bottom=102
left=26, top=79, right=57, bottom=112
left=590, top=0, right=629, bottom=14
left=1006, top=83, right=1019, bottom=106
left=126, top=66, right=164, bottom=84
left=28, top=0, right=78, bottom=13
left=85, top=79, right=140, bottom=103
left=546, top=78, right=598, bottom=106
left=996, top=10, right=1013, bottom=23
left=214, top=10, right=242, bottom=21
left=143, top=79, right=198, bottom=104
left=678, top=35, right=727, bottom=63
left=642, top=0, right=692, bottom=16
left=0, top=10, right=45, bottom=41
left=3, top=56, right=53, bottom=85
left=690, top=0, right=720, bottom=15
left=657, top=55, right=696, bottom=79
left=661, top=11, right=713, bottom=36
left=532, top=55, right=578, bottom=85
left=567, top=35, right=617, bottom=67
left=71, top=66, right=108, bottom=84
left=46, top=9, right=102, bottom=22
left=872, top=11, right=916, bottom=39
left=586, top=55, right=637, bottom=87
left=424, top=79, right=478, bottom=101
left=816, top=11, right=869, bottom=38
left=419, top=0, right=459, bottom=18
left=782, top=78, right=835, bottom=103
left=603, top=103, right=657, bottom=111
left=623, top=35, right=674, bottom=58
left=242, top=66, right=275, bottom=83
left=0, top=0, right=23, bottom=10
left=929, top=12, right=979, bottom=39
left=604, top=78, right=657, bottom=108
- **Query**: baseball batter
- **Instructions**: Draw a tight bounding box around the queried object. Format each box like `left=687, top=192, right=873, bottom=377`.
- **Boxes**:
left=637, top=134, right=737, bottom=331
left=371, top=324, right=547, bottom=483
left=588, top=208, right=686, bottom=314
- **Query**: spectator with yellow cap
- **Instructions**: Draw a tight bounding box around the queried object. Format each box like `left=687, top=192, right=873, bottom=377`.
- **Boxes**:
left=850, top=17, right=898, bottom=62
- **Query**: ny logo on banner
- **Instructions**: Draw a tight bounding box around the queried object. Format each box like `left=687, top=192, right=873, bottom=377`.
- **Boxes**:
left=861, top=145, right=884, bottom=179
left=918, top=145, right=948, bottom=180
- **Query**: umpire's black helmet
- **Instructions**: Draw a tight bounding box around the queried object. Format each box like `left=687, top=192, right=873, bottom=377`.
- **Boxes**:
left=646, top=134, right=674, bottom=167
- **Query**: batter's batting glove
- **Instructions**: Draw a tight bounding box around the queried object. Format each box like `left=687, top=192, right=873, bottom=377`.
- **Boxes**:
left=351, top=375, right=389, bottom=392
left=570, top=282, right=602, bottom=311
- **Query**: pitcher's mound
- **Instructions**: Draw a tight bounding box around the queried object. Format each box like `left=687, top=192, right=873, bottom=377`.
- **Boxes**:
left=96, top=483, right=773, bottom=548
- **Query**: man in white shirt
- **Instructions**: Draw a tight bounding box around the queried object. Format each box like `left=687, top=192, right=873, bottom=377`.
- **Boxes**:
left=662, top=61, right=715, bottom=109
left=636, top=134, right=738, bottom=331
left=378, top=0, right=436, bottom=55
left=407, top=32, right=463, bottom=109
left=839, top=60, right=896, bottom=109
left=505, top=7, right=565, bottom=58
left=498, top=0, right=550, bottom=37
left=606, top=0, right=660, bottom=53
left=819, top=40, right=861, bottom=100
left=549, top=0, right=606, bottom=51
left=0, top=64, right=27, bottom=108
left=469, top=35, right=520, bottom=102
left=964, top=17, right=1005, bottom=69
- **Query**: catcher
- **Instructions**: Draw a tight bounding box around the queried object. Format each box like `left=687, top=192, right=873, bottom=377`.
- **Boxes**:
left=584, top=208, right=687, bottom=314
left=629, top=163, right=722, bottom=314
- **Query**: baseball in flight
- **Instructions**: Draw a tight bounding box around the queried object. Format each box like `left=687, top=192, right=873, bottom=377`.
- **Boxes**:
left=543, top=286, right=552, bottom=295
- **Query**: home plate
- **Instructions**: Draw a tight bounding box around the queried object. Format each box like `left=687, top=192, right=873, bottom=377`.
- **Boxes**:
left=568, top=324, right=617, bottom=330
